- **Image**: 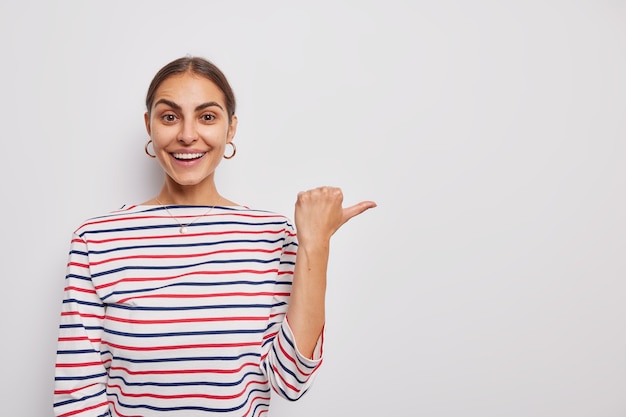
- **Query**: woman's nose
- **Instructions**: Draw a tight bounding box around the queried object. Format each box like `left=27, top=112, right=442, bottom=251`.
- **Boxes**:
left=177, top=120, right=198, bottom=144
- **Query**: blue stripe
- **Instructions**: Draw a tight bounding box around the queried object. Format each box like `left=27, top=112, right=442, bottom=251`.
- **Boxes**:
left=107, top=370, right=265, bottom=388
left=60, top=323, right=97, bottom=330
left=107, top=386, right=271, bottom=413
left=270, top=344, right=308, bottom=385
left=53, top=387, right=107, bottom=408
left=103, top=327, right=265, bottom=338
left=55, top=372, right=108, bottom=382
left=108, top=352, right=260, bottom=364
left=62, top=298, right=104, bottom=308
left=87, top=237, right=286, bottom=256
left=80, top=220, right=288, bottom=238
left=100, top=279, right=280, bottom=301
left=106, top=302, right=286, bottom=311
left=65, top=274, right=92, bottom=282
left=92, top=257, right=281, bottom=279
left=57, top=349, right=100, bottom=355
left=279, top=326, right=317, bottom=371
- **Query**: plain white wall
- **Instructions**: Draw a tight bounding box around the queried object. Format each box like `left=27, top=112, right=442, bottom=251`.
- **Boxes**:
left=1, top=0, right=625, bottom=416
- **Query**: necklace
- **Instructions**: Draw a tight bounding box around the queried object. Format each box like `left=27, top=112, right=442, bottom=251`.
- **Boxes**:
left=156, top=199, right=215, bottom=234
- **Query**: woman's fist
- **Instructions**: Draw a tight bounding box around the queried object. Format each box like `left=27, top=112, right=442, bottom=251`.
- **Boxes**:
left=294, top=186, right=376, bottom=246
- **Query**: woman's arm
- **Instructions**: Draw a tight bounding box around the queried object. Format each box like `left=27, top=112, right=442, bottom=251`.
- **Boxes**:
left=54, top=233, right=109, bottom=417
left=286, top=186, right=376, bottom=358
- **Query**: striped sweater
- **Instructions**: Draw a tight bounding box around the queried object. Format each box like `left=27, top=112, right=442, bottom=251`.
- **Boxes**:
left=53, top=205, right=324, bottom=417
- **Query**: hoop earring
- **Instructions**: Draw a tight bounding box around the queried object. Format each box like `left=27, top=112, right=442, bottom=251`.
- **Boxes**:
left=223, top=142, right=236, bottom=159
left=145, top=139, right=156, bottom=158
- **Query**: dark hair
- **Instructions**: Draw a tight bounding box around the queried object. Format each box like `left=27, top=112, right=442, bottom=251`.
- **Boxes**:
left=145, top=56, right=236, bottom=121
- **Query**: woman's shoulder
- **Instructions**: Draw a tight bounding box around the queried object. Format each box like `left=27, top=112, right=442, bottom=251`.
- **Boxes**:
left=71, top=204, right=162, bottom=234
left=217, top=205, right=295, bottom=229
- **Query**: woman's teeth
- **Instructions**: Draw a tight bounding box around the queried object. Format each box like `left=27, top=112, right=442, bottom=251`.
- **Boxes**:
left=173, top=153, right=205, bottom=160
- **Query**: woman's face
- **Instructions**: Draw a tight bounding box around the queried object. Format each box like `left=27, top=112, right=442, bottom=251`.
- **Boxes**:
left=144, top=72, right=237, bottom=188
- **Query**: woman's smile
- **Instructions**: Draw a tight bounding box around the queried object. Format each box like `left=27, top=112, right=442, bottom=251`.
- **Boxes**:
left=171, top=152, right=206, bottom=161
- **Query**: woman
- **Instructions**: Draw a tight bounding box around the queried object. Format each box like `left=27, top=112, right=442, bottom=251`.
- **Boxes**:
left=53, top=56, right=376, bottom=416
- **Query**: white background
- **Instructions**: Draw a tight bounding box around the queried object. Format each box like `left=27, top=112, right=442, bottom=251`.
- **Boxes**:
left=1, top=1, right=625, bottom=416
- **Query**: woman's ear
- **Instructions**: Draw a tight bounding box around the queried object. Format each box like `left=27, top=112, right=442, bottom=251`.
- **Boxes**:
left=227, top=115, right=238, bottom=141
left=144, top=112, right=151, bottom=136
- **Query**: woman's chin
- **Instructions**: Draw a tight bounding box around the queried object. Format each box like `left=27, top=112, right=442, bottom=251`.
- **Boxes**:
left=168, top=173, right=212, bottom=187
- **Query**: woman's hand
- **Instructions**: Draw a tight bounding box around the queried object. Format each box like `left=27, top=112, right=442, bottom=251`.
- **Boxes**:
left=294, top=186, right=377, bottom=247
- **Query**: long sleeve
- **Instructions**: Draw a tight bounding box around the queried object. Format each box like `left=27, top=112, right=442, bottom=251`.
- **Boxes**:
left=259, top=222, right=324, bottom=400
left=53, top=233, right=110, bottom=417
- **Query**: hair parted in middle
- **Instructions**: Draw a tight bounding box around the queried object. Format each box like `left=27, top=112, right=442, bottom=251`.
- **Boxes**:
left=145, top=56, right=237, bottom=122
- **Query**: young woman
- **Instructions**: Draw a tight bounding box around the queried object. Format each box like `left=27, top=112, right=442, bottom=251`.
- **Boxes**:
left=53, top=56, right=376, bottom=416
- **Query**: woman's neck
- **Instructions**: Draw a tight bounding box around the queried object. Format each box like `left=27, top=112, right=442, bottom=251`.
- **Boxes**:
left=154, top=179, right=236, bottom=206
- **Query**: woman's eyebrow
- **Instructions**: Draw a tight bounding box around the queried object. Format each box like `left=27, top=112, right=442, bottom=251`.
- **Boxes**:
left=154, top=98, right=181, bottom=110
left=195, top=101, right=224, bottom=112
left=154, top=99, right=224, bottom=112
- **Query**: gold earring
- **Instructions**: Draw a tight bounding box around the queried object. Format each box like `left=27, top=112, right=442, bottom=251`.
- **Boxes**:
left=223, top=142, right=236, bottom=159
left=145, top=139, right=156, bottom=158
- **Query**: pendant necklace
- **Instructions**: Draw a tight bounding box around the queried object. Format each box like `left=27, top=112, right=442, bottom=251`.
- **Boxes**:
left=156, top=199, right=215, bottom=234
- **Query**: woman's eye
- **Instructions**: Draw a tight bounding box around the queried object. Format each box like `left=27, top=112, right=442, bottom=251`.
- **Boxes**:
left=161, top=114, right=177, bottom=122
left=202, top=114, right=216, bottom=122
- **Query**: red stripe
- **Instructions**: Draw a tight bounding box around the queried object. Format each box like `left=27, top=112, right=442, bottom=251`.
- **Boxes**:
left=107, top=315, right=266, bottom=325
left=118, top=291, right=289, bottom=304
left=89, top=247, right=282, bottom=266
left=109, top=401, right=142, bottom=417
left=56, top=361, right=102, bottom=368
left=95, top=269, right=279, bottom=289
left=54, top=382, right=109, bottom=397
left=61, top=311, right=105, bottom=320
left=271, top=364, right=299, bottom=393
left=64, top=286, right=96, bottom=294
left=109, top=361, right=259, bottom=376
left=57, top=336, right=101, bottom=343
left=107, top=379, right=267, bottom=401
left=102, top=340, right=261, bottom=351
left=277, top=333, right=296, bottom=367
left=67, top=262, right=89, bottom=269
left=82, top=211, right=281, bottom=228
left=85, top=228, right=286, bottom=244
left=242, top=393, right=272, bottom=417
left=57, top=401, right=108, bottom=417
left=262, top=331, right=279, bottom=343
